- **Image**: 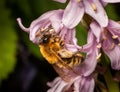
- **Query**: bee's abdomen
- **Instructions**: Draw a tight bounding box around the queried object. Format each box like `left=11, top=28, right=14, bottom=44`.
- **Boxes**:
left=64, top=53, right=83, bottom=67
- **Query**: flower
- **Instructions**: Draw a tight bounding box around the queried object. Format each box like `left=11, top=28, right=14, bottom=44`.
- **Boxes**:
left=47, top=76, right=94, bottom=92
left=17, top=9, right=99, bottom=92
left=17, top=9, right=80, bottom=52
left=17, top=9, right=64, bottom=44
left=54, top=0, right=120, bottom=28
left=46, top=28, right=99, bottom=92
left=89, top=20, right=120, bottom=70
left=102, top=20, right=120, bottom=70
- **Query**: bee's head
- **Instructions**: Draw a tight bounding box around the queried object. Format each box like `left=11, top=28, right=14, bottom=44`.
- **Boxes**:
left=35, top=27, right=55, bottom=44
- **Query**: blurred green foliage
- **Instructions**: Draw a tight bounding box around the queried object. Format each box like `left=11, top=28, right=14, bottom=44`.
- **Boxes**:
left=0, top=0, right=119, bottom=83
left=0, top=0, right=17, bottom=81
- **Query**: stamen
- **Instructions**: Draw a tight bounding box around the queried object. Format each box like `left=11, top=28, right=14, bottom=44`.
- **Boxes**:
left=118, top=43, right=120, bottom=46
left=96, top=53, right=102, bottom=60
left=103, top=29, right=108, bottom=40
left=97, top=43, right=102, bottom=48
left=41, top=28, right=45, bottom=31
left=77, top=0, right=81, bottom=3
left=35, top=30, right=40, bottom=37
left=91, top=3, right=97, bottom=11
left=49, top=28, right=54, bottom=33
left=108, top=43, right=115, bottom=50
left=112, top=35, right=118, bottom=39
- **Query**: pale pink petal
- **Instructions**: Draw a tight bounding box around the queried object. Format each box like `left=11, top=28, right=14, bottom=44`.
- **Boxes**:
left=90, top=21, right=103, bottom=42
left=108, top=20, right=120, bottom=33
left=17, top=18, right=30, bottom=33
left=83, top=0, right=108, bottom=27
left=103, top=36, right=120, bottom=70
left=62, top=0, right=84, bottom=28
left=49, top=10, right=64, bottom=32
left=102, top=0, right=120, bottom=3
left=77, top=31, right=99, bottom=76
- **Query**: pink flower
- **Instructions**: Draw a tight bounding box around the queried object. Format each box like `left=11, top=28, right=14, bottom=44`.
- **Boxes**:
left=54, top=0, right=120, bottom=28
left=102, top=20, right=120, bottom=70
left=89, top=20, right=120, bottom=70
left=17, top=9, right=64, bottom=44
left=47, top=76, right=94, bottom=92
left=17, top=9, right=98, bottom=92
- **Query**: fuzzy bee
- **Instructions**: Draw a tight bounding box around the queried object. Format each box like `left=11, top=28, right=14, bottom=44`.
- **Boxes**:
left=35, top=27, right=84, bottom=79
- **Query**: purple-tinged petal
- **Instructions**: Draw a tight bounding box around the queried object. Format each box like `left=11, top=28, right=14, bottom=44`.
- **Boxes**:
left=29, top=10, right=64, bottom=42
left=90, top=21, right=103, bottom=42
left=77, top=31, right=99, bottom=76
left=17, top=10, right=64, bottom=44
left=62, top=0, right=84, bottom=28
left=101, top=0, right=120, bottom=3
left=108, top=20, right=120, bottom=35
left=103, top=40, right=120, bottom=70
left=63, top=29, right=82, bottom=52
left=74, top=76, right=95, bottom=92
left=17, top=18, right=30, bottom=33
left=47, top=77, right=68, bottom=92
left=82, top=30, right=95, bottom=52
left=83, top=0, right=108, bottom=27
left=53, top=0, right=67, bottom=3
left=49, top=10, right=64, bottom=32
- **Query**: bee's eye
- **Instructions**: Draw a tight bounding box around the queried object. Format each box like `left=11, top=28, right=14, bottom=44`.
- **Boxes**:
left=39, top=35, right=50, bottom=44
left=43, top=36, right=49, bottom=43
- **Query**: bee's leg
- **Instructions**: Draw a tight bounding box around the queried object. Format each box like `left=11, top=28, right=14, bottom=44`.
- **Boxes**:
left=57, top=49, right=74, bottom=58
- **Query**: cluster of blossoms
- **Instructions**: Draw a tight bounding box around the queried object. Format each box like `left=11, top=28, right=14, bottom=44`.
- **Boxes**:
left=17, top=0, right=120, bottom=92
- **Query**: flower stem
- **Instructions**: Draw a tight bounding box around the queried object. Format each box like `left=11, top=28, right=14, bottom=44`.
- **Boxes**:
left=103, top=68, right=119, bottom=92
left=101, top=51, right=119, bottom=92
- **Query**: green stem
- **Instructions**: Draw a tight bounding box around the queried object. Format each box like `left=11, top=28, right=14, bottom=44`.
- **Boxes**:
left=104, top=68, right=119, bottom=92
left=101, top=51, right=119, bottom=92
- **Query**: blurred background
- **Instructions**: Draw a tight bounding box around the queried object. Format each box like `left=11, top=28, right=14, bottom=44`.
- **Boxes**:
left=0, top=0, right=120, bottom=92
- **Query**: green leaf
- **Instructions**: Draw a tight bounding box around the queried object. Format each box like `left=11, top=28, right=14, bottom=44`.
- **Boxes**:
left=76, top=24, right=87, bottom=46
left=0, top=0, right=17, bottom=81
left=105, top=4, right=119, bottom=20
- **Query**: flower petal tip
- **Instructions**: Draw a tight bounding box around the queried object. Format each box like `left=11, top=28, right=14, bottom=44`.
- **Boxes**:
left=17, top=18, right=30, bottom=33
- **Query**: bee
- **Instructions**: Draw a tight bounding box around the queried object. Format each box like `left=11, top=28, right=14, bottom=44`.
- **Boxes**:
left=35, top=26, right=84, bottom=78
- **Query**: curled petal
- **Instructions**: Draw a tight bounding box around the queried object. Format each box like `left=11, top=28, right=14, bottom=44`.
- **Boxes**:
left=17, top=10, right=64, bottom=44
left=47, top=76, right=95, bottom=92
left=83, top=0, right=108, bottom=27
left=47, top=77, right=68, bottom=92
left=62, top=0, right=84, bottom=28
left=17, top=18, right=30, bottom=33
left=103, top=42, right=120, bottom=70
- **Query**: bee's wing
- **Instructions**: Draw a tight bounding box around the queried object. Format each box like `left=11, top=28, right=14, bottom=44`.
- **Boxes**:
left=50, top=49, right=78, bottom=74
left=57, top=49, right=74, bottom=58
